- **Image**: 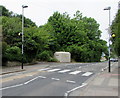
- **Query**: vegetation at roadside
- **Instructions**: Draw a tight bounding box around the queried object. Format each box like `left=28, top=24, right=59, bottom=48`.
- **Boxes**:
left=1, top=6, right=108, bottom=66
left=111, top=9, right=120, bottom=57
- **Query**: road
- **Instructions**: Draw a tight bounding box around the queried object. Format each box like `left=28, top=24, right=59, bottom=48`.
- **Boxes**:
left=1, top=62, right=114, bottom=96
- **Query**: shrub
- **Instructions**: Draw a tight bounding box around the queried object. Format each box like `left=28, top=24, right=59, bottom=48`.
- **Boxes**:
left=37, top=51, right=52, bottom=61
left=5, top=46, right=22, bottom=62
left=47, top=57, right=58, bottom=62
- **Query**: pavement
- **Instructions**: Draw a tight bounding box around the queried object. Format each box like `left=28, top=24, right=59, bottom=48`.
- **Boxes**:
left=1, top=62, right=65, bottom=75
left=78, top=66, right=119, bottom=97
left=0, top=61, right=119, bottom=97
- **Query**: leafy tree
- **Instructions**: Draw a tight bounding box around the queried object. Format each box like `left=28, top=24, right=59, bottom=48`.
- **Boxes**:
left=2, top=16, right=22, bottom=46
left=47, top=11, right=108, bottom=62
left=1, top=6, right=108, bottom=64
left=111, top=9, right=120, bottom=56
left=0, top=5, right=13, bottom=17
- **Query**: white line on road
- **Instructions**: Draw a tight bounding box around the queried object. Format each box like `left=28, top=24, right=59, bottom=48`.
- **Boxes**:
left=0, top=84, right=23, bottom=90
left=58, top=69, right=70, bottom=73
left=82, top=72, right=93, bottom=76
left=51, top=78, right=60, bottom=81
left=38, top=76, right=47, bottom=79
left=24, top=76, right=40, bottom=84
left=64, top=83, right=87, bottom=96
left=1, top=75, right=47, bottom=90
left=47, top=69, right=61, bottom=72
left=66, top=80, right=76, bottom=84
left=79, top=66, right=81, bottom=68
left=69, top=71, right=81, bottom=75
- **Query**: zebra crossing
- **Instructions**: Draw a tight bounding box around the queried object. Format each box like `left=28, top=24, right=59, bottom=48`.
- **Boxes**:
left=38, top=68, right=93, bottom=76
left=69, top=71, right=81, bottom=75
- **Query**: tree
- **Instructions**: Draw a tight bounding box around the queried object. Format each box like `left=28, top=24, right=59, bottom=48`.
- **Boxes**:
left=1, top=6, right=108, bottom=63
left=111, top=9, right=120, bottom=56
left=47, top=11, right=108, bottom=62
left=2, top=16, right=22, bottom=46
left=0, top=5, right=13, bottom=17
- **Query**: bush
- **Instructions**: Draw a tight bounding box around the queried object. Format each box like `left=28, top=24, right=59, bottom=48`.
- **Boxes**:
left=37, top=51, right=52, bottom=61
left=47, top=57, right=58, bottom=62
left=5, top=46, right=22, bottom=62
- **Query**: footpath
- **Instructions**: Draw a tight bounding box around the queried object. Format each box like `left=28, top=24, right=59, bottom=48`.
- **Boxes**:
left=1, top=62, right=67, bottom=75
left=78, top=64, right=119, bottom=97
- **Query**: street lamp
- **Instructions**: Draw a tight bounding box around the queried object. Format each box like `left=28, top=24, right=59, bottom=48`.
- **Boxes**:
left=22, top=5, right=28, bottom=69
left=104, top=6, right=111, bottom=72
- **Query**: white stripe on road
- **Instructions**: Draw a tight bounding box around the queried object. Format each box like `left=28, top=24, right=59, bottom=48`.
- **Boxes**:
left=66, top=80, right=76, bottom=84
left=38, top=76, right=47, bottom=79
left=24, top=76, right=40, bottom=84
left=58, top=69, right=70, bottom=73
left=47, top=69, right=61, bottom=72
left=79, top=66, right=81, bottom=68
left=1, top=75, right=47, bottom=90
left=82, top=72, right=93, bottom=76
left=66, top=83, right=87, bottom=94
left=0, top=84, right=23, bottom=90
left=69, top=71, right=81, bottom=75
left=51, top=78, right=60, bottom=81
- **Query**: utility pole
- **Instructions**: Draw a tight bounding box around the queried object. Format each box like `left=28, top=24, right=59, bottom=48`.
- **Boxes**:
left=22, top=5, right=28, bottom=69
left=104, top=6, right=111, bottom=72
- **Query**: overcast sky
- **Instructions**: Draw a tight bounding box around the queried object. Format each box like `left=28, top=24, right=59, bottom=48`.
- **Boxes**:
left=1, top=0, right=119, bottom=42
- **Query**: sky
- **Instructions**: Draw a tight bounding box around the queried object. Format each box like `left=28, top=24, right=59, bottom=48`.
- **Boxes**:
left=1, top=0, right=119, bottom=42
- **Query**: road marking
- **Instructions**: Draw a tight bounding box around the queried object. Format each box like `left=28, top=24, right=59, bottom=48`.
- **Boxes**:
left=101, top=66, right=108, bottom=72
left=82, top=72, right=93, bottom=76
left=58, top=69, right=70, bottom=73
left=24, top=76, right=40, bottom=85
left=79, top=66, right=81, bottom=68
left=69, top=71, right=81, bottom=75
left=51, top=78, right=60, bottom=81
left=66, top=80, right=76, bottom=84
left=64, top=83, right=87, bottom=96
left=0, top=84, right=23, bottom=90
left=38, top=68, right=50, bottom=71
left=47, top=69, right=61, bottom=72
left=38, top=76, right=47, bottom=79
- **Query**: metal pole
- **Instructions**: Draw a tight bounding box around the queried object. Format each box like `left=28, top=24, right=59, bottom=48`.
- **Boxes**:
left=104, top=7, right=111, bottom=72
left=108, top=8, right=111, bottom=72
left=22, top=6, right=24, bottom=69
left=109, top=8, right=111, bottom=72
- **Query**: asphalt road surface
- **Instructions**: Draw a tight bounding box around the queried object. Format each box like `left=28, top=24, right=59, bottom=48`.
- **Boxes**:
left=1, top=62, right=112, bottom=96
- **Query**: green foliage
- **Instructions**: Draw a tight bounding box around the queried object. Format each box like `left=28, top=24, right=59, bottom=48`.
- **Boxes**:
left=47, top=57, right=58, bottom=62
left=5, top=46, right=21, bottom=61
left=2, top=42, right=9, bottom=65
left=111, top=9, right=120, bottom=56
left=1, top=6, right=108, bottom=64
left=2, top=16, right=22, bottom=45
left=0, top=5, right=13, bottom=17
left=37, top=51, right=52, bottom=61
left=48, top=11, right=107, bottom=62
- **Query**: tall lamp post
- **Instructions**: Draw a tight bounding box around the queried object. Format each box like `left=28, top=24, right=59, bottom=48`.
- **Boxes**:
left=22, top=5, right=28, bottom=69
left=104, top=6, right=111, bottom=72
